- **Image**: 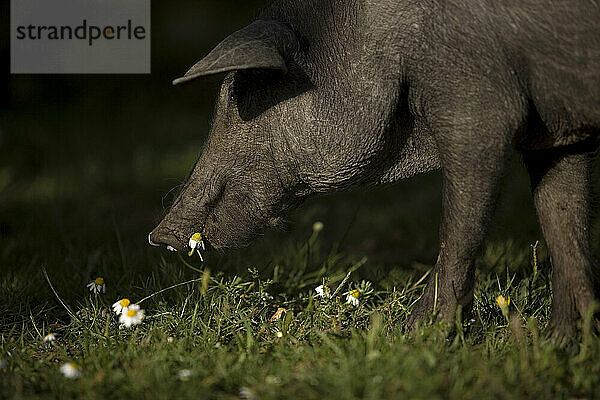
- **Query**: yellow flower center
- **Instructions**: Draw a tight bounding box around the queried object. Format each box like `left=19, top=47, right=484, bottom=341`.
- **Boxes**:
left=126, top=309, right=137, bottom=317
left=349, top=289, right=359, bottom=299
left=120, top=298, right=130, bottom=307
left=191, top=232, right=202, bottom=242
left=495, top=295, right=510, bottom=308
left=94, top=277, right=104, bottom=285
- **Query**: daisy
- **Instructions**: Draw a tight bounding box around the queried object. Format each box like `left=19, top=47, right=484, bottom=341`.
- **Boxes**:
left=60, top=362, right=81, bottom=379
left=43, top=333, right=56, bottom=342
left=496, top=295, right=510, bottom=319
left=188, top=232, right=205, bottom=260
left=346, top=289, right=360, bottom=307
left=495, top=295, right=510, bottom=309
left=112, top=298, right=131, bottom=315
left=239, top=387, right=255, bottom=400
left=276, top=330, right=283, bottom=338
left=262, top=292, right=274, bottom=302
left=315, top=284, right=331, bottom=298
left=87, top=277, right=106, bottom=294
left=177, top=369, right=192, bottom=381
left=119, top=304, right=145, bottom=327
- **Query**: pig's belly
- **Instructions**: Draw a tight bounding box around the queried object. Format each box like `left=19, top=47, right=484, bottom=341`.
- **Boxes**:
left=514, top=123, right=599, bottom=151
left=513, top=72, right=600, bottom=151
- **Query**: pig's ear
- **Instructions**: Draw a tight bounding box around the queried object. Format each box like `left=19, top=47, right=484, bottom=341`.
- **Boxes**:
left=173, top=20, right=298, bottom=86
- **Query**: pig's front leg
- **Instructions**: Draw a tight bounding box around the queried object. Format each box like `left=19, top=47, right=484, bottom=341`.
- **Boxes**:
left=406, top=93, right=519, bottom=329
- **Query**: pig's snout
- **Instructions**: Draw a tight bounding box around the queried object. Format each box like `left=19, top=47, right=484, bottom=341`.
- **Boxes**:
left=147, top=231, right=179, bottom=251
left=148, top=215, right=197, bottom=252
left=148, top=228, right=184, bottom=252
left=147, top=232, right=160, bottom=247
left=149, top=169, right=230, bottom=251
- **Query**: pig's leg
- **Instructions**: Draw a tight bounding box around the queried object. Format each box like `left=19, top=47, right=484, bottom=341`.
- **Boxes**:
left=524, top=148, right=598, bottom=339
left=406, top=115, right=513, bottom=328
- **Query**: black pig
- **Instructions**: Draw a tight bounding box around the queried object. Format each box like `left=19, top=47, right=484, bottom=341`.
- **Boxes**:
left=149, top=0, right=600, bottom=337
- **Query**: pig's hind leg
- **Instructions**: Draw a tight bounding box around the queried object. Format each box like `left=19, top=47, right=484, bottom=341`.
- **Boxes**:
left=524, top=145, right=599, bottom=340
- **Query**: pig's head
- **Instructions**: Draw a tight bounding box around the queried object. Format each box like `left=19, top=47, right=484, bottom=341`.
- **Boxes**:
left=149, top=20, right=313, bottom=251
left=148, top=15, right=433, bottom=252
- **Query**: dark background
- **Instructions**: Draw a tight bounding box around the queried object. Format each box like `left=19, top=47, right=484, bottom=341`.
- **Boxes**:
left=1, top=0, right=578, bottom=302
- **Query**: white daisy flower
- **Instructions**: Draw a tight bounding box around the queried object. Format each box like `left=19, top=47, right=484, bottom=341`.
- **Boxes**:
left=60, top=362, right=81, bottom=379
left=239, top=387, right=256, bottom=400
left=188, top=232, right=205, bottom=260
left=119, top=304, right=145, bottom=327
left=276, top=331, right=283, bottom=338
left=43, top=333, right=56, bottom=342
left=86, top=277, right=106, bottom=294
left=261, top=292, right=274, bottom=302
left=177, top=369, right=192, bottom=381
left=112, top=298, right=131, bottom=315
left=346, top=289, right=360, bottom=307
left=315, top=284, right=331, bottom=298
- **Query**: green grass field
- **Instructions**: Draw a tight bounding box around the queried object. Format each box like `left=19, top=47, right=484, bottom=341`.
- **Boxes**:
left=2, top=114, right=600, bottom=399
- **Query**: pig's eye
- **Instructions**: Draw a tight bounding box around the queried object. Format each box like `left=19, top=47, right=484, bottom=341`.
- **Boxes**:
left=230, top=66, right=312, bottom=121
left=232, top=70, right=283, bottom=101
left=232, top=78, right=248, bottom=103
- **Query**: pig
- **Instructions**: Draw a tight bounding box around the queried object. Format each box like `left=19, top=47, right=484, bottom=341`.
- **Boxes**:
left=149, top=0, right=600, bottom=338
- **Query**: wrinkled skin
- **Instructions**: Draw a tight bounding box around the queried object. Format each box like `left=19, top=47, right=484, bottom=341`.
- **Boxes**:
left=149, top=0, right=600, bottom=338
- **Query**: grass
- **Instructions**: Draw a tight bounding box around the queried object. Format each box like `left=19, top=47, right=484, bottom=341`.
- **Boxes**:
left=2, top=175, right=600, bottom=399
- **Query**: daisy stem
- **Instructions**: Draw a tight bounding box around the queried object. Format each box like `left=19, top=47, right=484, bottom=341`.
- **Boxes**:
left=332, top=257, right=367, bottom=298
left=136, top=278, right=204, bottom=305
left=177, top=252, right=203, bottom=274
left=42, top=266, right=82, bottom=325
left=42, top=266, right=107, bottom=340
left=29, top=311, right=43, bottom=339
left=332, top=270, right=352, bottom=298
left=104, top=312, right=111, bottom=338
left=433, top=272, right=438, bottom=315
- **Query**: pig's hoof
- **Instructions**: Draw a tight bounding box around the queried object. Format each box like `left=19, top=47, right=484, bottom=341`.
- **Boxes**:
left=404, top=278, right=474, bottom=332
left=404, top=296, right=465, bottom=332
left=545, top=318, right=578, bottom=345
left=545, top=310, right=600, bottom=345
left=545, top=288, right=599, bottom=344
left=404, top=306, right=439, bottom=332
